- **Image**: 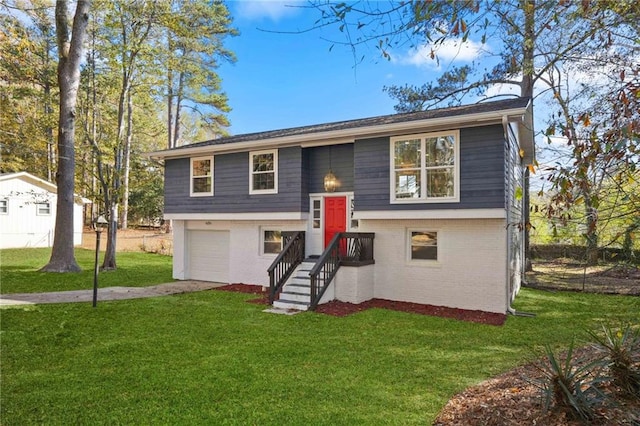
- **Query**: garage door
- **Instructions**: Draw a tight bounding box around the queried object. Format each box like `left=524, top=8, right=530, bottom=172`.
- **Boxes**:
left=188, top=230, right=230, bottom=282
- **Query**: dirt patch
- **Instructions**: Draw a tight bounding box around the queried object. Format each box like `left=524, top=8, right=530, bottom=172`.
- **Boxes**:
left=81, top=228, right=172, bottom=254
left=214, top=283, right=265, bottom=294
left=525, top=259, right=640, bottom=295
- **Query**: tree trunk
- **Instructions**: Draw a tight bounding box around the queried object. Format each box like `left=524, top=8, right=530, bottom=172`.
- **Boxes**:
left=101, top=43, right=130, bottom=269
left=584, top=195, right=599, bottom=265
left=102, top=201, right=118, bottom=270
left=44, top=37, right=55, bottom=183
left=41, top=0, right=91, bottom=273
left=521, top=0, right=535, bottom=272
left=120, top=94, right=133, bottom=230
left=167, top=36, right=174, bottom=149
left=173, top=70, right=186, bottom=147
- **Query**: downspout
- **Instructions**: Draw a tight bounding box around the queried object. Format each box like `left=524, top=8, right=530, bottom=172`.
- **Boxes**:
left=502, top=115, right=536, bottom=318
left=502, top=115, right=513, bottom=314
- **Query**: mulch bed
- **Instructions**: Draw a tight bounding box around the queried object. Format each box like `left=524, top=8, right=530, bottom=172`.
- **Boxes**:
left=433, top=346, right=640, bottom=425
left=214, top=284, right=506, bottom=325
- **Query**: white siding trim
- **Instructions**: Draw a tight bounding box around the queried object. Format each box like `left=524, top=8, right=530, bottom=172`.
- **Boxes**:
left=165, top=212, right=308, bottom=221
left=353, top=208, right=506, bottom=220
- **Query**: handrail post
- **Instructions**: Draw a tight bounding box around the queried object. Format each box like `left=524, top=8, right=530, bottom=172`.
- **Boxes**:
left=267, top=231, right=305, bottom=304
left=308, top=232, right=376, bottom=310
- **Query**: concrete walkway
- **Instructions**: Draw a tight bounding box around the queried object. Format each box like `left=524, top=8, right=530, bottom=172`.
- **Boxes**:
left=0, top=281, right=225, bottom=306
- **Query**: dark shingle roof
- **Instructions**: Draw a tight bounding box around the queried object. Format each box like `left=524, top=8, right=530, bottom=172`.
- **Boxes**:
left=166, top=97, right=530, bottom=152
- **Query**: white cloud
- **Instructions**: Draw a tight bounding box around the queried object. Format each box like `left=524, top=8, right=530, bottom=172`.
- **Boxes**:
left=484, top=81, right=520, bottom=98
left=400, top=38, right=485, bottom=68
left=235, top=1, right=302, bottom=22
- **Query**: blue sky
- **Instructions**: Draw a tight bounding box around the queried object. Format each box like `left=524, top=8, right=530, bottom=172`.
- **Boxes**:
left=218, top=1, right=488, bottom=135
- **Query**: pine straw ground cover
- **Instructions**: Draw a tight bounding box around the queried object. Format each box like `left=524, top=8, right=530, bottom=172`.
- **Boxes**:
left=218, top=277, right=640, bottom=425
left=433, top=346, right=640, bottom=425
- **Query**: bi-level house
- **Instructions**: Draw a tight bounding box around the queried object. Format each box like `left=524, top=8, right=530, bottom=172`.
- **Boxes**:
left=149, top=97, right=534, bottom=314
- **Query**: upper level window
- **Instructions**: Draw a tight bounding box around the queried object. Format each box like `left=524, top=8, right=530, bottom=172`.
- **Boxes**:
left=191, top=156, right=213, bottom=196
left=0, top=199, right=7, bottom=214
left=36, top=202, right=51, bottom=215
left=391, top=131, right=459, bottom=203
left=250, top=150, right=278, bottom=194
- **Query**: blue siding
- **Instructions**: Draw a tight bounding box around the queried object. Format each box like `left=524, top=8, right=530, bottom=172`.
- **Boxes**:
left=164, top=147, right=304, bottom=214
left=164, top=125, right=507, bottom=214
left=353, top=125, right=506, bottom=211
left=305, top=144, right=354, bottom=194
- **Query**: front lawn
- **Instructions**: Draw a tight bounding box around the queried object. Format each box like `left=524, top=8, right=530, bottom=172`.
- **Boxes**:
left=2, top=288, right=638, bottom=425
left=0, top=248, right=173, bottom=293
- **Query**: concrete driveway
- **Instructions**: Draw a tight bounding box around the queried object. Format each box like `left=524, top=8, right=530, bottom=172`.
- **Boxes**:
left=0, top=281, right=225, bottom=306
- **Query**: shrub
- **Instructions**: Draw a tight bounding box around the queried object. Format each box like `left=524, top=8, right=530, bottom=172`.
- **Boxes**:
left=589, top=324, right=640, bottom=398
left=532, top=340, right=607, bottom=421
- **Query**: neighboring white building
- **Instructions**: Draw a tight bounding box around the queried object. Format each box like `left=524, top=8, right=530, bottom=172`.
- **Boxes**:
left=0, top=172, right=89, bottom=249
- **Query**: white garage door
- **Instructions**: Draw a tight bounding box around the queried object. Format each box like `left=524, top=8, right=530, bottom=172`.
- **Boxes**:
left=188, top=230, right=230, bottom=283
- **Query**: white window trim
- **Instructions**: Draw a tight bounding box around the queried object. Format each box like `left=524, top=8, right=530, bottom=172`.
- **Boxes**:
left=36, top=202, right=51, bottom=216
left=390, top=130, right=460, bottom=204
left=190, top=156, right=214, bottom=197
left=0, top=199, right=8, bottom=214
left=249, top=149, right=278, bottom=195
left=260, top=228, right=283, bottom=256
left=406, top=228, right=439, bottom=264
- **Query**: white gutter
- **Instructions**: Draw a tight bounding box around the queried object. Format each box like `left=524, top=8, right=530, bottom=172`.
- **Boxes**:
left=147, top=106, right=530, bottom=160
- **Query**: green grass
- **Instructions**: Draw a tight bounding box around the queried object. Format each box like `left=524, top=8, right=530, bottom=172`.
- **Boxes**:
left=1, top=285, right=638, bottom=425
left=0, top=248, right=173, bottom=293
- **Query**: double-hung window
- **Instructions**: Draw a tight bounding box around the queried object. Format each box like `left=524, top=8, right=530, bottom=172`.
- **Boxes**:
left=0, top=199, right=7, bottom=214
left=190, top=156, right=213, bottom=196
left=250, top=150, right=278, bottom=194
left=36, top=202, right=51, bottom=215
left=391, top=131, right=459, bottom=202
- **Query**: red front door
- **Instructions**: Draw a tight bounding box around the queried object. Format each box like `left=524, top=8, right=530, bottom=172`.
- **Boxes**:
left=324, top=196, right=347, bottom=247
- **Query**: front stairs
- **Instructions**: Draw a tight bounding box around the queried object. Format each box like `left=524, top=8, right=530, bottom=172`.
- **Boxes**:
left=272, top=259, right=317, bottom=311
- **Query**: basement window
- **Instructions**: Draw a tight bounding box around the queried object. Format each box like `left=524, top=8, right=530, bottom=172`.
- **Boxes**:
left=409, top=230, right=438, bottom=261
left=263, top=230, right=283, bottom=255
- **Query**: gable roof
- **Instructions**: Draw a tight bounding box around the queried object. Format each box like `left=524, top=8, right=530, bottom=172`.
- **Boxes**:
left=0, top=172, right=90, bottom=204
left=0, top=172, right=58, bottom=193
left=148, top=97, right=534, bottom=163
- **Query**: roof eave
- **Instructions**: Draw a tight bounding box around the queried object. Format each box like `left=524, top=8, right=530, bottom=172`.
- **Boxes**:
left=145, top=104, right=531, bottom=160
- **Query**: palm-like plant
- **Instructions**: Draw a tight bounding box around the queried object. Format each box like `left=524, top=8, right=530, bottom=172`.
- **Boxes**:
left=589, top=324, right=640, bottom=398
left=532, top=340, right=607, bottom=421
